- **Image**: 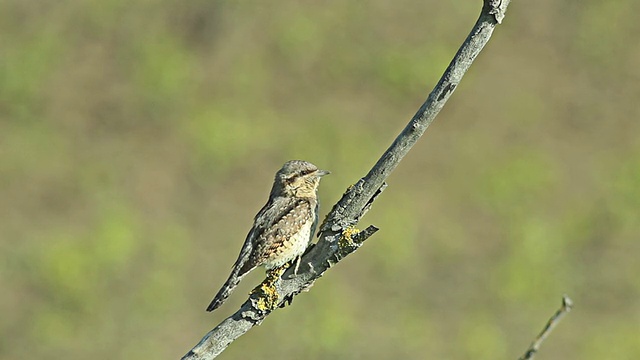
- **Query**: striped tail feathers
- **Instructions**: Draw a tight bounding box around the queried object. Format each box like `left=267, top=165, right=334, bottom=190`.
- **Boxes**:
left=206, top=269, right=245, bottom=312
left=206, top=242, right=256, bottom=312
left=207, top=221, right=260, bottom=312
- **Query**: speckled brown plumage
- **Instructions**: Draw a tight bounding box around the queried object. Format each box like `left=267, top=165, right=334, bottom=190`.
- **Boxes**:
left=206, top=160, right=329, bottom=312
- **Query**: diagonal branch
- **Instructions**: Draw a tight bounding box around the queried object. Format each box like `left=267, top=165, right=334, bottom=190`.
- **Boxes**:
left=181, top=1, right=512, bottom=359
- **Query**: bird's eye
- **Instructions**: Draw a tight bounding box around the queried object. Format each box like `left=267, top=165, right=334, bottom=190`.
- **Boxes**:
left=299, top=169, right=315, bottom=176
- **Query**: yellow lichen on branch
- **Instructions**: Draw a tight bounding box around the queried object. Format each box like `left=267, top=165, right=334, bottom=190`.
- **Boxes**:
left=252, top=265, right=288, bottom=311
left=339, top=226, right=361, bottom=249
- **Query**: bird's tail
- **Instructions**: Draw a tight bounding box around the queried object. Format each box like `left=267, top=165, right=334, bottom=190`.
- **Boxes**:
left=206, top=271, right=244, bottom=312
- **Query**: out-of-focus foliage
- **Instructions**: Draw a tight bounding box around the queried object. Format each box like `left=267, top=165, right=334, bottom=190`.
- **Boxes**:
left=1, top=1, right=639, bottom=359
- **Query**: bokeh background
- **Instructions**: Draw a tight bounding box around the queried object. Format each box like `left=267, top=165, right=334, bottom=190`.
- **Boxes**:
left=2, top=0, right=639, bottom=359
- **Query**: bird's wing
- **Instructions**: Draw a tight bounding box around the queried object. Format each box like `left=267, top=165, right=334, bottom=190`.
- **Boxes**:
left=240, top=198, right=315, bottom=274
left=229, top=196, right=295, bottom=276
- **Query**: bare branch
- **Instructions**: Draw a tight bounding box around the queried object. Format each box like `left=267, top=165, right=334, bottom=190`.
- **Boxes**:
left=181, top=1, right=512, bottom=359
left=518, top=295, right=574, bottom=360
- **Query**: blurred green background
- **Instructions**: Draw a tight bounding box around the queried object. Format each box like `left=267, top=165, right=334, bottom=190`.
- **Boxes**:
left=2, top=0, right=639, bottom=359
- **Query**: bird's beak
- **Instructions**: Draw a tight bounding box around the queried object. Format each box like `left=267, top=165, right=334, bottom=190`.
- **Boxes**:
left=316, top=169, right=331, bottom=177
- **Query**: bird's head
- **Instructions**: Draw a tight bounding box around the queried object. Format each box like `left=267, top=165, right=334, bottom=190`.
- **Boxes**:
left=272, top=160, right=330, bottom=198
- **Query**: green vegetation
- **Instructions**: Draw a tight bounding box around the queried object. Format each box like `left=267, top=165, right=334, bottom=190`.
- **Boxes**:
left=1, top=1, right=639, bottom=359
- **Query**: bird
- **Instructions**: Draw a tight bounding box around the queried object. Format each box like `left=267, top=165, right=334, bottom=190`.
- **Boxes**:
left=206, top=160, right=330, bottom=312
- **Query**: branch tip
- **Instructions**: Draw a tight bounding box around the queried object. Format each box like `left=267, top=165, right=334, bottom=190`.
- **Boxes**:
left=484, top=0, right=510, bottom=24
left=561, top=295, right=573, bottom=311
left=518, top=295, right=574, bottom=360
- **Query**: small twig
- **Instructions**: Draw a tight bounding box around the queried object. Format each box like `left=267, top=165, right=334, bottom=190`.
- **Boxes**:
left=518, top=295, right=574, bottom=360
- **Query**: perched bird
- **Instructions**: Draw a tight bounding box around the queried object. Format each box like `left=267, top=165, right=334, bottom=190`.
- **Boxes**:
left=206, top=160, right=330, bottom=312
